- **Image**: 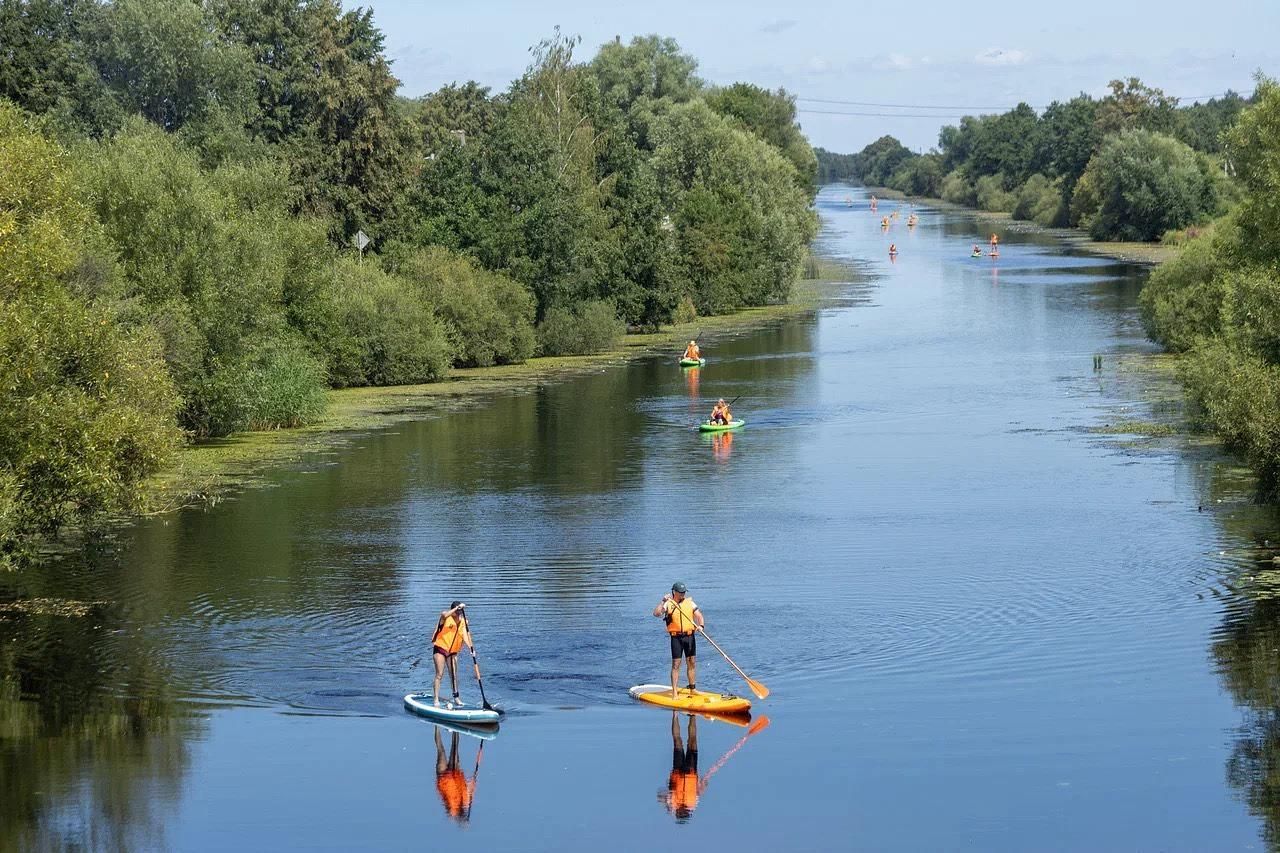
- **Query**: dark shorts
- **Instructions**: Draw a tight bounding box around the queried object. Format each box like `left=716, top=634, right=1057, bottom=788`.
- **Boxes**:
left=433, top=646, right=455, bottom=659
left=672, top=748, right=698, bottom=775
left=670, top=633, right=696, bottom=659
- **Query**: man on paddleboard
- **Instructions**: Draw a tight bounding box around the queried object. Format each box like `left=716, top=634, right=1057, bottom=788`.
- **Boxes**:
left=653, top=582, right=704, bottom=698
left=432, top=601, right=472, bottom=707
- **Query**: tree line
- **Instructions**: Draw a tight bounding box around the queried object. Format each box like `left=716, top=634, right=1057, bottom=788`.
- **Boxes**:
left=0, top=1, right=818, bottom=563
left=818, top=78, right=1249, bottom=242
left=1140, top=78, right=1280, bottom=494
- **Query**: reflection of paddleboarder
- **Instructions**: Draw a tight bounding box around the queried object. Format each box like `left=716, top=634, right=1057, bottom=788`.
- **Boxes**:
left=658, top=713, right=702, bottom=822
left=711, top=430, right=733, bottom=461
left=656, top=712, right=771, bottom=823
left=435, top=728, right=480, bottom=824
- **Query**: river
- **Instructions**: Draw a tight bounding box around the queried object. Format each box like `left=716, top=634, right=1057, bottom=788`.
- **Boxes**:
left=4, top=186, right=1280, bottom=851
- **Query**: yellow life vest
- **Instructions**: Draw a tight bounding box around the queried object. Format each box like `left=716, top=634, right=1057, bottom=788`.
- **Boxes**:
left=665, top=598, right=699, bottom=635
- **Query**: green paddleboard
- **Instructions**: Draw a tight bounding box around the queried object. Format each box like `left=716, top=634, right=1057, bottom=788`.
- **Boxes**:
left=680, top=357, right=706, bottom=367
left=699, top=420, right=744, bottom=432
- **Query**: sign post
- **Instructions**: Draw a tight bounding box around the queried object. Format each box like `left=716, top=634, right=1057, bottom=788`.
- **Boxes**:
left=354, top=229, right=370, bottom=263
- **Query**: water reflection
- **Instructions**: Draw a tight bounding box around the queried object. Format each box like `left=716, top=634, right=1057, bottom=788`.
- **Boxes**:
left=709, top=431, right=734, bottom=462
left=434, top=728, right=483, bottom=824
left=660, top=713, right=702, bottom=822
left=0, top=602, right=198, bottom=851
left=656, top=712, right=770, bottom=823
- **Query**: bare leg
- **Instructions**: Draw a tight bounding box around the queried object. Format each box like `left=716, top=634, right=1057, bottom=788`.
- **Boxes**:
left=670, top=657, right=680, bottom=698
left=432, top=652, right=446, bottom=705
left=686, top=655, right=697, bottom=691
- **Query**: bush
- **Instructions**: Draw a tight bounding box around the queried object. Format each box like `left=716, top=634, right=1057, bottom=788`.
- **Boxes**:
left=1180, top=340, right=1280, bottom=486
left=940, top=170, right=976, bottom=206
left=1012, top=174, right=1066, bottom=226
left=673, top=295, right=698, bottom=324
left=537, top=300, right=625, bottom=355
left=975, top=174, right=1017, bottom=212
left=196, top=340, right=328, bottom=435
left=0, top=101, right=181, bottom=561
left=1138, top=227, right=1230, bottom=351
left=323, top=259, right=453, bottom=388
left=394, top=247, right=536, bottom=367
left=1073, top=129, right=1224, bottom=241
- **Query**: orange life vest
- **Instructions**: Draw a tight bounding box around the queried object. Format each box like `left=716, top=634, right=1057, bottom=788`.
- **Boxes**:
left=432, top=614, right=469, bottom=655
left=684, top=344, right=700, bottom=359
left=665, top=598, right=698, bottom=635
left=669, top=771, right=699, bottom=812
left=437, top=769, right=472, bottom=817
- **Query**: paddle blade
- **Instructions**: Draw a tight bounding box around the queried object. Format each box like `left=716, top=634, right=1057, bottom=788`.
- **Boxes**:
left=746, top=678, right=770, bottom=700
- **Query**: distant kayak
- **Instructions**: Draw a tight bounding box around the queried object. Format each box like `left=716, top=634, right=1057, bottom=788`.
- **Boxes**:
left=404, top=693, right=500, bottom=726
left=630, top=684, right=751, bottom=715
left=699, top=420, right=744, bottom=432
left=680, top=357, right=706, bottom=367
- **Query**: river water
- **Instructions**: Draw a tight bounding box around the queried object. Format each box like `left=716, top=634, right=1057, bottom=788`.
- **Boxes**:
left=4, top=186, right=1280, bottom=851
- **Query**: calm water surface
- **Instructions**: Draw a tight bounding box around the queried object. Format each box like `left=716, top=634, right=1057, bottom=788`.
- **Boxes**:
left=5, top=186, right=1280, bottom=851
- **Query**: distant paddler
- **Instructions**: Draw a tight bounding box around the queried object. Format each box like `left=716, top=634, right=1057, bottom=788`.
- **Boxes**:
left=989, top=232, right=999, bottom=251
left=653, top=582, right=705, bottom=698
left=907, top=213, right=918, bottom=227
left=888, top=243, right=898, bottom=257
left=880, top=216, right=890, bottom=229
left=709, top=398, right=733, bottom=425
left=869, top=194, right=878, bottom=211
left=683, top=340, right=701, bottom=361
left=971, top=244, right=983, bottom=258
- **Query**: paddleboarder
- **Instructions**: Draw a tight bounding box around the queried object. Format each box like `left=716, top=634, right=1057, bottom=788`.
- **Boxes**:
left=709, top=398, right=732, bottom=425
left=432, top=601, right=472, bottom=708
left=683, top=340, right=701, bottom=361
left=653, top=582, right=705, bottom=698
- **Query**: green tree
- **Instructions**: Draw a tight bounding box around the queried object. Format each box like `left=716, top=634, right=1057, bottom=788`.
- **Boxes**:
left=1071, top=128, right=1223, bottom=240
left=1095, top=77, right=1179, bottom=137
left=92, top=0, right=255, bottom=135
left=0, top=101, right=180, bottom=561
left=705, top=83, right=817, bottom=191
left=211, top=0, right=414, bottom=242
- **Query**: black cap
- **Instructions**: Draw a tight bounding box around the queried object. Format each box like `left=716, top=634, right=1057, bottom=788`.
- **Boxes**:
left=671, top=582, right=687, bottom=594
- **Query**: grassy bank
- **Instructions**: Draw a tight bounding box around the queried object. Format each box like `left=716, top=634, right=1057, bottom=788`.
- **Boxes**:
left=864, top=186, right=1178, bottom=266
left=144, top=257, right=858, bottom=514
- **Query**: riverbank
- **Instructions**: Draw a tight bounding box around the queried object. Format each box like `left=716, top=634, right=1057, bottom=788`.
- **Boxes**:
left=143, top=257, right=860, bottom=515
left=864, top=186, right=1178, bottom=266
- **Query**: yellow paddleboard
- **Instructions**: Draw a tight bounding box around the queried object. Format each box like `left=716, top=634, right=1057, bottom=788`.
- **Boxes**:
left=629, top=684, right=751, bottom=715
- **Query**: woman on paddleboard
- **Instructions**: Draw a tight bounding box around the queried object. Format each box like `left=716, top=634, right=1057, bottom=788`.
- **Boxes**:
left=432, top=601, right=472, bottom=707
left=653, top=582, right=705, bottom=698
left=709, top=399, right=732, bottom=425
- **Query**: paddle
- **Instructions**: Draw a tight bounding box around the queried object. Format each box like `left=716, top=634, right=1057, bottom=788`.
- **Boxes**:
left=695, top=625, right=769, bottom=699
left=464, top=609, right=501, bottom=714
left=699, top=715, right=770, bottom=789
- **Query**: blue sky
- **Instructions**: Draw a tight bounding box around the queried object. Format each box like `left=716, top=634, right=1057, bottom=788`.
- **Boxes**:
left=355, top=0, right=1278, bottom=153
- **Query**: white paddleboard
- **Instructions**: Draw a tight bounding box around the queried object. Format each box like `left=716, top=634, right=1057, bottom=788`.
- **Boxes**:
left=404, top=693, right=500, bottom=726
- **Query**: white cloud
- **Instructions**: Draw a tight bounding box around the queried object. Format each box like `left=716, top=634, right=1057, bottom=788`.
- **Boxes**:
left=888, top=53, right=913, bottom=70
left=975, top=48, right=1029, bottom=66
left=808, top=55, right=831, bottom=73
left=760, top=19, right=798, bottom=35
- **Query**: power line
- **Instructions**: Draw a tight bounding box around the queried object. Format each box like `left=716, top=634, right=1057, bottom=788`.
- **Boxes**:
left=794, top=90, right=1248, bottom=116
